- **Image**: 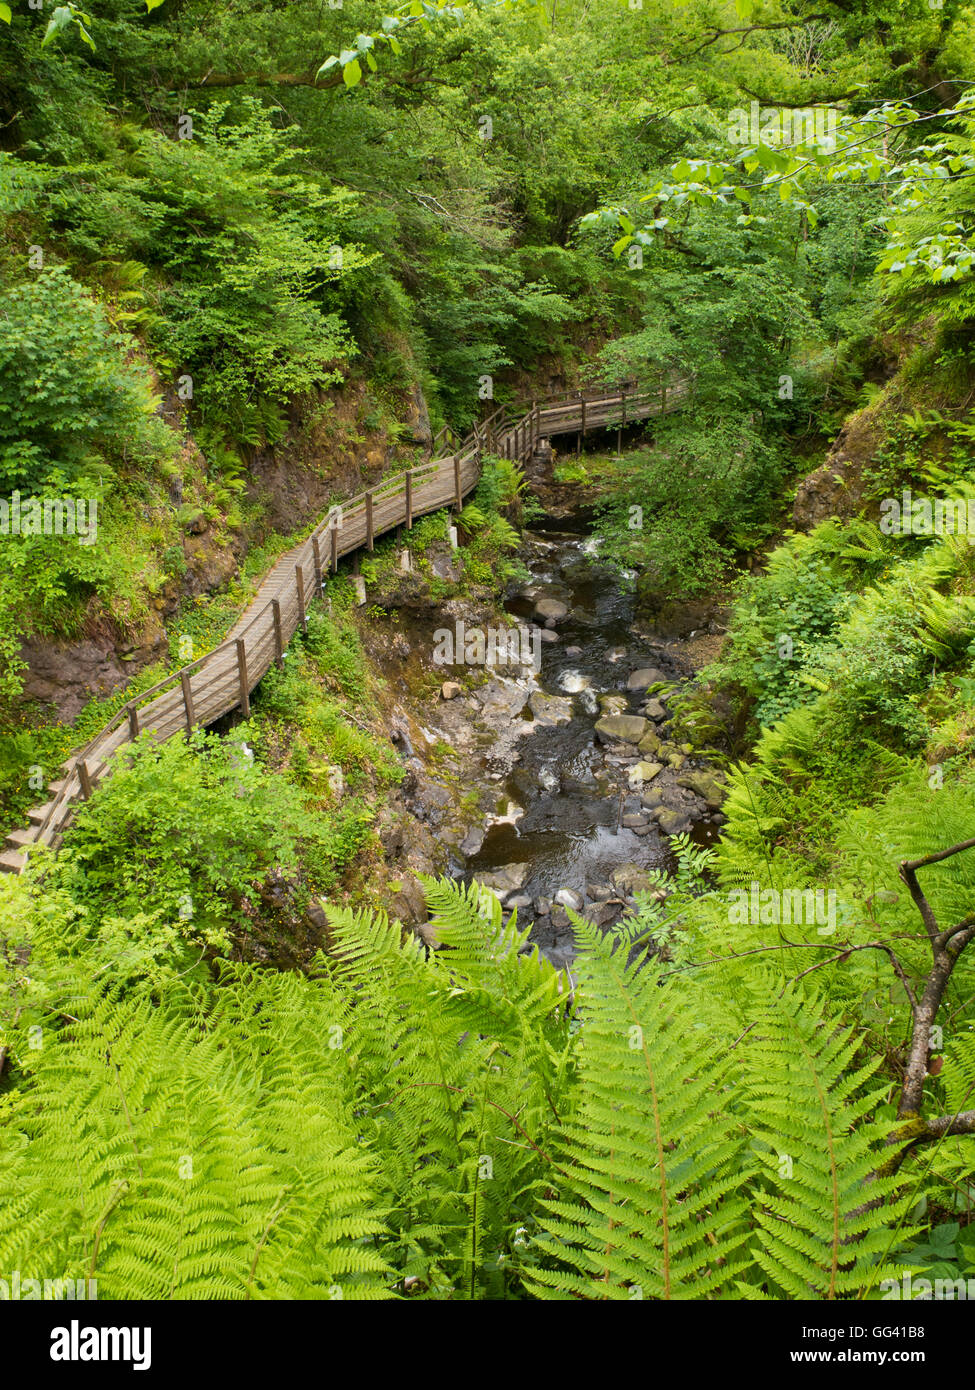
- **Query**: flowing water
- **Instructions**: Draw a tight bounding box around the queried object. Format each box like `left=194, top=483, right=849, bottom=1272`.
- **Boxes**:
left=461, top=506, right=719, bottom=950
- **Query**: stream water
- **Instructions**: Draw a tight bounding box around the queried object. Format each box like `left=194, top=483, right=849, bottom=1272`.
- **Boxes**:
left=458, top=506, right=721, bottom=960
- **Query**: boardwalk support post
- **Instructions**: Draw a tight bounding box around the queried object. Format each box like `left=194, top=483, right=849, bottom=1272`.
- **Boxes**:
left=405, top=469, right=413, bottom=529
left=180, top=670, right=196, bottom=737
left=365, top=492, right=374, bottom=551
left=127, top=703, right=139, bottom=742
left=236, top=638, right=250, bottom=718
left=454, top=455, right=462, bottom=511
left=272, top=599, right=284, bottom=668
left=78, top=761, right=92, bottom=800
left=312, top=534, right=323, bottom=592
left=330, top=520, right=338, bottom=573
left=296, top=565, right=307, bottom=634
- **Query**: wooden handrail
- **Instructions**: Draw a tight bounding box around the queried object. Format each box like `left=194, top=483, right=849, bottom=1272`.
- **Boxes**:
left=2, top=373, right=691, bottom=872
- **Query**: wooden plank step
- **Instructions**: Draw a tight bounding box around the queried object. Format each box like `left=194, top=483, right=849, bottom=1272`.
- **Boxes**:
left=5, top=827, right=35, bottom=849
left=28, top=802, right=57, bottom=825
left=0, top=848, right=27, bottom=874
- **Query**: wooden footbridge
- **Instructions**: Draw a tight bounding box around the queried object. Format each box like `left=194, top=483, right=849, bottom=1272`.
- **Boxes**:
left=0, top=376, right=689, bottom=873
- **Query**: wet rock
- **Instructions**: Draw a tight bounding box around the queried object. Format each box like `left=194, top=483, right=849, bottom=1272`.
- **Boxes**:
left=554, top=887, right=583, bottom=911
left=676, top=769, right=727, bottom=809
left=460, top=826, right=485, bottom=856
left=586, top=902, right=619, bottom=927
left=643, top=698, right=667, bottom=721
left=598, top=693, right=629, bottom=717
left=474, top=862, right=531, bottom=899
left=621, top=813, right=649, bottom=829
left=550, top=906, right=570, bottom=929
left=627, top=667, right=665, bottom=690
left=569, top=607, right=599, bottom=627
left=612, top=863, right=656, bottom=896
left=628, top=760, right=663, bottom=785
left=565, top=646, right=583, bottom=657
left=508, top=893, right=533, bottom=910
left=657, top=808, right=694, bottom=836
left=534, top=597, right=569, bottom=622
left=478, top=681, right=530, bottom=720
left=586, top=884, right=613, bottom=902
left=441, top=681, right=463, bottom=700
left=595, top=714, right=648, bottom=745
left=534, top=896, right=552, bottom=916
left=638, top=729, right=663, bottom=755
left=539, top=628, right=559, bottom=643
left=528, top=690, right=573, bottom=725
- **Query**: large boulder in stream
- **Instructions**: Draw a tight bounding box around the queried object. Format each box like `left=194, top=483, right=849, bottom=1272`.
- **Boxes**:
left=529, top=691, right=573, bottom=726
left=627, top=667, right=665, bottom=690
left=595, top=714, right=648, bottom=745
left=534, top=597, right=569, bottom=622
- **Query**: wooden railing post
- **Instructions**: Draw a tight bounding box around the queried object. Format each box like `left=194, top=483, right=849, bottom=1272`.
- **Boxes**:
left=454, top=455, right=462, bottom=510
left=180, top=670, right=196, bottom=737
left=236, top=638, right=250, bottom=718
left=127, top=703, right=139, bottom=742
left=405, top=469, right=413, bottom=529
left=365, top=492, right=374, bottom=551
left=312, top=533, right=323, bottom=592
left=330, top=519, right=338, bottom=572
left=272, top=599, right=284, bottom=668
left=78, top=761, right=92, bottom=800
left=296, top=564, right=307, bottom=634
left=661, top=379, right=667, bottom=414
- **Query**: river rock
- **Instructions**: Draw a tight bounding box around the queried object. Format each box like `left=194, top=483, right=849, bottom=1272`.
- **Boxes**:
left=566, top=646, right=583, bottom=657
left=441, top=681, right=463, bottom=700
left=638, top=729, right=662, bottom=755
left=586, top=902, right=618, bottom=927
left=595, top=714, right=647, bottom=745
left=598, top=693, right=629, bottom=717
left=656, top=808, right=693, bottom=836
left=676, top=769, right=727, bottom=809
left=507, top=894, right=533, bottom=910
left=529, top=690, right=573, bottom=725
left=642, top=698, right=667, bottom=721
left=586, top=883, right=613, bottom=901
left=554, top=887, right=583, bottom=911
left=460, top=826, right=485, bottom=855
left=621, top=813, right=649, bottom=829
left=627, top=667, right=665, bottom=690
left=628, top=760, right=663, bottom=785
left=550, top=906, right=570, bottom=928
left=539, top=628, right=559, bottom=643
left=534, top=896, right=552, bottom=916
left=611, top=863, right=656, bottom=896
left=534, top=597, right=569, bottom=622
left=478, top=681, right=530, bottom=720
left=474, top=863, right=531, bottom=899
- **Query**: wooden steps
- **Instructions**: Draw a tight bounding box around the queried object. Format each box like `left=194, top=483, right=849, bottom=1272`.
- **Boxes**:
left=0, top=849, right=27, bottom=875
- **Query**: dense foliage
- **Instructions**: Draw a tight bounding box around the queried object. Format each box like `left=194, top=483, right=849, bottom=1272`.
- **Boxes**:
left=3, top=0, right=975, bottom=1304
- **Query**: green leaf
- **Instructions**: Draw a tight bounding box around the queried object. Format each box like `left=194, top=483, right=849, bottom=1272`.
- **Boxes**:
left=343, top=58, right=362, bottom=88
left=145, top=0, right=166, bottom=11
left=0, top=3, right=11, bottom=22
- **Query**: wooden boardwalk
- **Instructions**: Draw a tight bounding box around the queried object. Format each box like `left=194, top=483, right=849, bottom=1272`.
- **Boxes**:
left=0, top=376, right=689, bottom=873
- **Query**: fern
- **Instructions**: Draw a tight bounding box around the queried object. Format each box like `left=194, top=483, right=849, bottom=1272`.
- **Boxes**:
left=739, top=981, right=915, bottom=1299
left=526, top=914, right=752, bottom=1299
